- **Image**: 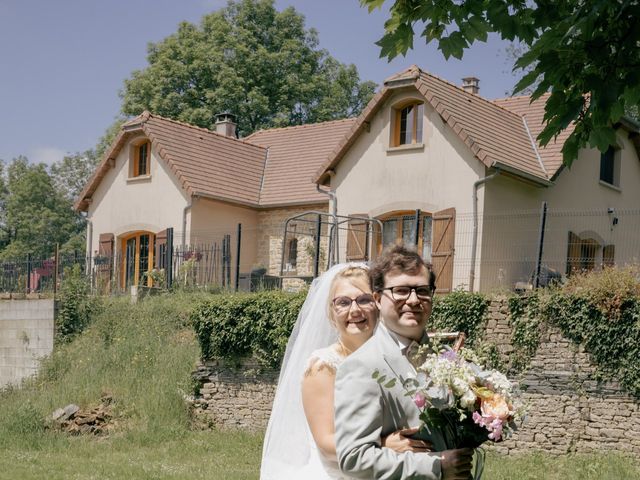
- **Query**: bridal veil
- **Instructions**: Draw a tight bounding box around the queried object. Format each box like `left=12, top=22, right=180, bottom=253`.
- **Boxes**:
left=260, top=262, right=367, bottom=480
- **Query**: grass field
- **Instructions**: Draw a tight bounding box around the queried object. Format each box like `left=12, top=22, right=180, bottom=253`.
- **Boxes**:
left=0, top=292, right=638, bottom=480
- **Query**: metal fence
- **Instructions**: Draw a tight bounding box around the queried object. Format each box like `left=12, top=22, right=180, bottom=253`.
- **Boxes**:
left=3, top=207, right=639, bottom=295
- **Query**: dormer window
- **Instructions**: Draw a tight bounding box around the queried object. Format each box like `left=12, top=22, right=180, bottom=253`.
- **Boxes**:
left=134, top=141, right=150, bottom=177
left=599, top=145, right=620, bottom=188
left=392, top=101, right=424, bottom=147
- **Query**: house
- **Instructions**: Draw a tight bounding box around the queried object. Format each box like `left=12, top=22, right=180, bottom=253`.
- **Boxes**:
left=315, top=66, right=640, bottom=292
left=75, top=111, right=354, bottom=291
left=77, top=65, right=640, bottom=293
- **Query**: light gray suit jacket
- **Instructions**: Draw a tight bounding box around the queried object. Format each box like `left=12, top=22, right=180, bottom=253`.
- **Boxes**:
left=334, top=323, right=446, bottom=479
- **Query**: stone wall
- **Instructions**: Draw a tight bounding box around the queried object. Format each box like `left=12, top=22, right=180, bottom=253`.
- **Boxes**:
left=255, top=204, right=329, bottom=276
left=0, top=298, right=55, bottom=389
left=190, top=297, right=640, bottom=455
left=484, top=299, right=640, bottom=455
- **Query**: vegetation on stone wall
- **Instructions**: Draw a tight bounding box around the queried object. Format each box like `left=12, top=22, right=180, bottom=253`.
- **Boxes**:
left=191, top=290, right=306, bottom=368
left=508, top=267, right=640, bottom=398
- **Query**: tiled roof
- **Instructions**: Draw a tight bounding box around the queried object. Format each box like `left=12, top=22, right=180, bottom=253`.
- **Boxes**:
left=316, top=65, right=558, bottom=184
left=75, top=112, right=268, bottom=211
left=492, top=94, right=573, bottom=178
left=75, top=113, right=356, bottom=211
left=246, top=118, right=357, bottom=207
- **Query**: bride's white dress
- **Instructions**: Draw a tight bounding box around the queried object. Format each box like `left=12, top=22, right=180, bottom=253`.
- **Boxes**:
left=300, top=344, right=348, bottom=480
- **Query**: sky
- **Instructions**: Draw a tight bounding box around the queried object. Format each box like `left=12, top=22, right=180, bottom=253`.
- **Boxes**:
left=0, top=0, right=519, bottom=166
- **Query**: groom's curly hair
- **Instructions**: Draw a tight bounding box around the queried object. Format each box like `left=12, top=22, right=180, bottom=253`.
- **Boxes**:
left=369, top=244, right=436, bottom=293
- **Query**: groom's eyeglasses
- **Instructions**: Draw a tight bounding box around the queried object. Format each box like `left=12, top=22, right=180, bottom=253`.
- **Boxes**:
left=381, top=285, right=433, bottom=302
left=332, top=294, right=376, bottom=312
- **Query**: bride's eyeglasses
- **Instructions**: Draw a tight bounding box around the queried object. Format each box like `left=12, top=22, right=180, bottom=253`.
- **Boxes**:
left=332, top=294, right=376, bottom=312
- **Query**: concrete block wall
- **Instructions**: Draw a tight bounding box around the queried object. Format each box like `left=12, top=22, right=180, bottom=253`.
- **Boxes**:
left=0, top=299, right=55, bottom=388
left=190, top=297, right=640, bottom=456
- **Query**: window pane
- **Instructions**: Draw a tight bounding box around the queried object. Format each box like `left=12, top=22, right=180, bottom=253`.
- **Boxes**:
left=139, top=234, right=150, bottom=284
left=138, top=143, right=148, bottom=175
left=383, top=219, right=398, bottom=247
left=125, top=237, right=136, bottom=288
left=600, top=147, right=615, bottom=184
left=400, top=105, right=414, bottom=145
left=422, top=216, right=432, bottom=262
left=402, top=215, right=417, bottom=246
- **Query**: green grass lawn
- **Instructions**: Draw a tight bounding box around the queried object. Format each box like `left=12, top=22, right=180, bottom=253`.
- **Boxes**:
left=0, top=292, right=638, bottom=480
left=0, top=431, right=638, bottom=480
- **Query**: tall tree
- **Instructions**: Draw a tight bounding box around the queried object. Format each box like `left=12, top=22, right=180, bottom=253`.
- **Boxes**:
left=362, top=0, right=640, bottom=165
left=0, top=157, right=81, bottom=259
left=121, top=0, right=376, bottom=136
left=50, top=151, right=101, bottom=203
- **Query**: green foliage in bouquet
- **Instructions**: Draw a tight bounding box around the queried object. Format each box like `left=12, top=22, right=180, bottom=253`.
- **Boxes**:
left=191, top=290, right=306, bottom=368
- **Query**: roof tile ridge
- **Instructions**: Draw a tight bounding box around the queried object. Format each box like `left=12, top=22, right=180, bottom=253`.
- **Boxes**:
left=492, top=92, right=551, bottom=103
left=245, top=117, right=357, bottom=139
left=418, top=70, right=525, bottom=122
left=145, top=111, right=266, bottom=151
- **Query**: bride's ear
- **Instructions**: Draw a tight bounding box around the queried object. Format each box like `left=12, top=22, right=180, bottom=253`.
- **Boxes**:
left=373, top=291, right=382, bottom=309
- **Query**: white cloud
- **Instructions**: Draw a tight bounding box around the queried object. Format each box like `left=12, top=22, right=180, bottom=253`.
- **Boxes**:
left=28, top=147, right=67, bottom=166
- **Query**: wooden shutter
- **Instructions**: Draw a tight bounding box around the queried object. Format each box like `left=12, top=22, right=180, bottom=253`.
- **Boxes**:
left=566, top=231, right=581, bottom=275
left=97, top=233, right=114, bottom=287
left=346, top=215, right=369, bottom=261
left=432, top=208, right=455, bottom=294
left=155, top=229, right=167, bottom=269
left=98, top=233, right=114, bottom=257
left=603, top=244, right=615, bottom=268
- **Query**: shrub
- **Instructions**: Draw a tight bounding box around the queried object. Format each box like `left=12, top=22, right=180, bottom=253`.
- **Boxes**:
left=56, top=264, right=102, bottom=341
left=430, top=288, right=489, bottom=346
left=191, top=290, right=306, bottom=368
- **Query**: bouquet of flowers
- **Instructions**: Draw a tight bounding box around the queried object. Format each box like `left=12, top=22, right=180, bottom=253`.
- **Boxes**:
left=374, top=343, right=526, bottom=479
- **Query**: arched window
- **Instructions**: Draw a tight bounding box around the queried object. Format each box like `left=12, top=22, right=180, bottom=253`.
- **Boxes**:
left=287, top=238, right=298, bottom=270
left=392, top=101, right=424, bottom=146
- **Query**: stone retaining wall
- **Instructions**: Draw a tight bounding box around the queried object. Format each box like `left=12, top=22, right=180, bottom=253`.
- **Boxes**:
left=190, top=297, right=640, bottom=454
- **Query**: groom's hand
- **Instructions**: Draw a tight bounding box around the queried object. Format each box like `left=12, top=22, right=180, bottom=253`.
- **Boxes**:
left=440, top=448, right=473, bottom=480
left=381, top=427, right=433, bottom=453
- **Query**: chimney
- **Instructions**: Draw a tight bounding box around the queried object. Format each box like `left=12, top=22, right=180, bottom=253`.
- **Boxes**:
left=215, top=112, right=237, bottom=138
left=461, top=77, right=480, bottom=95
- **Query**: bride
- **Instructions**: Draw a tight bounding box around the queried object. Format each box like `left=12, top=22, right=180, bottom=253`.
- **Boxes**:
left=261, top=263, right=430, bottom=479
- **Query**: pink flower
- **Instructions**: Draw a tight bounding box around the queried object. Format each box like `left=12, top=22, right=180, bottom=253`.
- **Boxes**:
left=414, top=392, right=427, bottom=409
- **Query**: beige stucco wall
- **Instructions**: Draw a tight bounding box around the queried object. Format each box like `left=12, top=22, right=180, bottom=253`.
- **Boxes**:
left=481, top=129, right=640, bottom=291
left=86, top=134, right=190, bottom=257
left=329, top=88, right=486, bottom=290
left=189, top=197, right=260, bottom=285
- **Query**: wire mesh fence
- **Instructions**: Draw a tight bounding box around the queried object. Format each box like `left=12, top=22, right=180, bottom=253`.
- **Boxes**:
left=2, top=207, right=638, bottom=295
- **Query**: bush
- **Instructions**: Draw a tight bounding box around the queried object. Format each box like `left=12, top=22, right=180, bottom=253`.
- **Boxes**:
left=56, top=264, right=102, bottom=341
left=191, top=290, right=306, bottom=368
left=430, top=289, right=489, bottom=346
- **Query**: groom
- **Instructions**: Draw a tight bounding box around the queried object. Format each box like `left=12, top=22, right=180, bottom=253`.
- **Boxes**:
left=334, top=245, right=474, bottom=479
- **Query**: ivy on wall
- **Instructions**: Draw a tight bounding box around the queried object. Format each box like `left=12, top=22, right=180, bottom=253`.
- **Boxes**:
left=191, top=290, right=306, bottom=368
left=507, top=267, right=640, bottom=398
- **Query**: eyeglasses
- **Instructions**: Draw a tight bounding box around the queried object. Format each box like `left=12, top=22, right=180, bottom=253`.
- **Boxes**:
left=381, top=285, right=433, bottom=302
left=332, top=294, right=376, bottom=312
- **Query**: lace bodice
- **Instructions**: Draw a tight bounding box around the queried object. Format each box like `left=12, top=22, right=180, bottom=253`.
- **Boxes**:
left=304, top=344, right=345, bottom=376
